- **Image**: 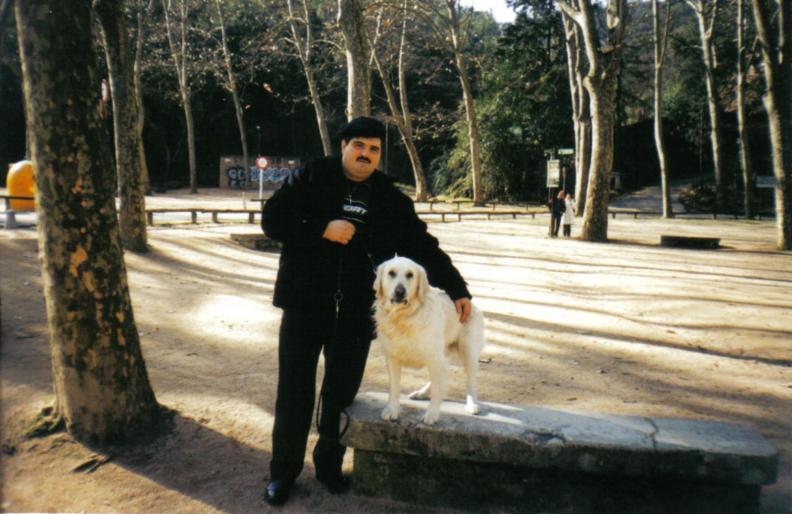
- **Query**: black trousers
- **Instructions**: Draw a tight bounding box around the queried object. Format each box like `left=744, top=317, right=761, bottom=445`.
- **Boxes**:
left=269, top=303, right=373, bottom=483
left=551, top=213, right=563, bottom=236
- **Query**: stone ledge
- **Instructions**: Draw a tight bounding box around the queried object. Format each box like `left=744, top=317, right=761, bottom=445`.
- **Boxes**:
left=341, top=392, right=777, bottom=513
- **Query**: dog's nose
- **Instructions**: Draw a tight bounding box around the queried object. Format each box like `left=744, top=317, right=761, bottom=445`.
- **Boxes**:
left=393, top=284, right=406, bottom=300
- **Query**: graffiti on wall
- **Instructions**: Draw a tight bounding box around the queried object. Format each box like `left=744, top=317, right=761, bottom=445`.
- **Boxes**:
left=226, top=166, right=248, bottom=189
left=222, top=156, right=301, bottom=189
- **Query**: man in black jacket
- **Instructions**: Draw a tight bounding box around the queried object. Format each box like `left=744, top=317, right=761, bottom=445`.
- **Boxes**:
left=261, top=117, right=472, bottom=506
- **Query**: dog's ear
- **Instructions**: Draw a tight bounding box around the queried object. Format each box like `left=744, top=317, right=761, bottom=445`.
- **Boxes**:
left=414, top=263, right=429, bottom=303
left=373, top=263, right=385, bottom=300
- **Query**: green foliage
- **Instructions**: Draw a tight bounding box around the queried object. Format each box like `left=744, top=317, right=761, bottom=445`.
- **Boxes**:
left=430, top=0, right=571, bottom=202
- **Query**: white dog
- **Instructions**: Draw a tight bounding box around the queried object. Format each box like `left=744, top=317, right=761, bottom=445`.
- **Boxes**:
left=373, top=256, right=485, bottom=424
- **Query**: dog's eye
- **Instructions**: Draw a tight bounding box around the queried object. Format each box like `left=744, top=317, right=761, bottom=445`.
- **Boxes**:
left=405, top=272, right=413, bottom=279
left=388, top=270, right=396, bottom=278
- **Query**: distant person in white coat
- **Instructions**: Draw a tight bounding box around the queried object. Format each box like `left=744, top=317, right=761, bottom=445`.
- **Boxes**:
left=562, top=194, right=576, bottom=237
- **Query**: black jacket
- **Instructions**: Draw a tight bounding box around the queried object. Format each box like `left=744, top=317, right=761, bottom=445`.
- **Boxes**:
left=262, top=155, right=471, bottom=309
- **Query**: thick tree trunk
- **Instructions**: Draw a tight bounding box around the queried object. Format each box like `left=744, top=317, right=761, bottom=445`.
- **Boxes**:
left=446, top=0, right=483, bottom=204
left=15, top=0, right=160, bottom=442
left=214, top=0, right=249, bottom=184
left=559, top=0, right=626, bottom=242
left=736, top=0, right=753, bottom=218
left=750, top=0, right=791, bottom=250
left=652, top=0, right=673, bottom=218
left=95, top=0, right=149, bottom=252
left=287, top=0, right=332, bottom=155
left=338, top=0, right=371, bottom=119
left=581, top=75, right=617, bottom=241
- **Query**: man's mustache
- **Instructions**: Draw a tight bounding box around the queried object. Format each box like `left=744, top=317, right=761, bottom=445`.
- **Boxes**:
left=357, top=157, right=371, bottom=163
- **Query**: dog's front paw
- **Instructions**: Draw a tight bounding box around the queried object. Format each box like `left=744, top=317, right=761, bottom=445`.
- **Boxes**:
left=465, top=401, right=481, bottom=415
left=422, top=409, right=440, bottom=425
left=381, top=403, right=400, bottom=421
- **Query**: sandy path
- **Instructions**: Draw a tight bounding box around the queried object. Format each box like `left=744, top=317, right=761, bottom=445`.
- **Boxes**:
left=1, top=204, right=790, bottom=513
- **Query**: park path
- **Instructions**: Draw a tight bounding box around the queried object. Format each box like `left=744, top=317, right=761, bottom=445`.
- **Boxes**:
left=1, top=187, right=791, bottom=513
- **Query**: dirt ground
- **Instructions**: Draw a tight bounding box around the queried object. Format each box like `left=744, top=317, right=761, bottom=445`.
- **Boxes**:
left=1, top=189, right=791, bottom=513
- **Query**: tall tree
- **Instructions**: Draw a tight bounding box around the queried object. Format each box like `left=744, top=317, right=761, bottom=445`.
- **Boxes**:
left=95, top=0, right=149, bottom=252
left=686, top=0, right=725, bottom=211
left=285, top=0, right=333, bottom=154
left=133, top=0, right=153, bottom=195
left=561, top=13, right=590, bottom=214
left=653, top=0, right=673, bottom=218
left=445, top=0, right=484, bottom=204
left=213, top=0, right=250, bottom=175
left=558, top=0, right=628, bottom=242
left=162, top=0, right=198, bottom=193
left=14, top=0, right=160, bottom=441
left=338, top=0, right=371, bottom=118
left=750, top=0, right=791, bottom=250
left=370, top=0, right=429, bottom=200
left=735, top=0, right=754, bottom=217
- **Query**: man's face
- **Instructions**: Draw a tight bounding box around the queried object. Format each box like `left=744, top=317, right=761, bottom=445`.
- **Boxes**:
left=341, top=137, right=382, bottom=182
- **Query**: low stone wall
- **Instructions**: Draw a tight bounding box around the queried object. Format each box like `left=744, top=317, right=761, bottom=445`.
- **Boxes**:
left=341, top=391, right=778, bottom=513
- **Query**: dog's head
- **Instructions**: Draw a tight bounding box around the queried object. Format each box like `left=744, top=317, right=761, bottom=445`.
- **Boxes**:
left=374, top=256, right=429, bottom=309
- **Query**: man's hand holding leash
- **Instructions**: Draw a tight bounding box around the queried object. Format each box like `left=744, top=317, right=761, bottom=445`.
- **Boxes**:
left=323, top=220, right=356, bottom=244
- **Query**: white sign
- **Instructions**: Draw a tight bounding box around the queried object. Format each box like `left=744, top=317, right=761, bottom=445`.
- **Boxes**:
left=256, top=156, right=269, bottom=169
left=546, top=159, right=560, bottom=188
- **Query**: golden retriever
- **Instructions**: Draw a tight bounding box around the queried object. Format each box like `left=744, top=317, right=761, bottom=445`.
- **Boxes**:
left=373, top=256, right=485, bottom=424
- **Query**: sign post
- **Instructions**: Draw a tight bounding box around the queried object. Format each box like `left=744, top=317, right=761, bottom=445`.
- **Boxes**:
left=256, top=156, right=270, bottom=200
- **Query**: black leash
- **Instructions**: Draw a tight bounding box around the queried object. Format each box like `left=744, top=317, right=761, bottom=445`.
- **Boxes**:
left=314, top=245, right=351, bottom=440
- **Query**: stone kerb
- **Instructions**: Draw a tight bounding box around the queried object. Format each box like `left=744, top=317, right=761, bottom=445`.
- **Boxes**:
left=341, top=391, right=778, bottom=513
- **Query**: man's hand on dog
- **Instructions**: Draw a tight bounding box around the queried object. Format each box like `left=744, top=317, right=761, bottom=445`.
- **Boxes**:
left=323, top=220, right=356, bottom=244
left=455, top=298, right=472, bottom=323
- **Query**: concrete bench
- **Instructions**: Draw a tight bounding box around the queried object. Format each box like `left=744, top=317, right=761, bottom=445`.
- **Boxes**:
left=229, top=233, right=281, bottom=251
left=341, top=392, right=777, bottom=513
left=415, top=210, right=544, bottom=222
left=660, top=235, right=721, bottom=249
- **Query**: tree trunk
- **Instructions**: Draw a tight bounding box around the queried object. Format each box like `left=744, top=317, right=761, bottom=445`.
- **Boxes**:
left=558, top=0, right=627, bottom=242
left=688, top=0, right=725, bottom=211
left=287, top=0, right=332, bottom=155
left=446, top=0, right=483, bottom=204
left=163, top=0, right=197, bottom=193
left=134, top=0, right=152, bottom=195
left=582, top=74, right=618, bottom=241
left=95, top=0, right=149, bottom=253
left=397, top=0, right=427, bottom=201
left=338, top=0, right=371, bottom=119
left=562, top=13, right=590, bottom=214
left=652, top=0, right=673, bottom=218
left=14, top=0, right=160, bottom=442
left=371, top=0, right=428, bottom=200
left=750, top=0, right=791, bottom=250
left=736, top=0, right=754, bottom=218
left=215, top=0, right=249, bottom=184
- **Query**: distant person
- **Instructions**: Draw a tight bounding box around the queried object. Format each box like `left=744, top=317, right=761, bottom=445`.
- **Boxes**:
left=548, top=190, right=566, bottom=238
left=563, top=193, right=576, bottom=237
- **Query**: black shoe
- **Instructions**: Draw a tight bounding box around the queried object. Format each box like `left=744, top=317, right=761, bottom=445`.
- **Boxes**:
left=316, top=473, right=351, bottom=494
left=264, top=479, right=292, bottom=506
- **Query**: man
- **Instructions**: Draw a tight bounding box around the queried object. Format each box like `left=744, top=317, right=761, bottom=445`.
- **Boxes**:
left=261, top=117, right=472, bottom=506
left=548, top=190, right=566, bottom=238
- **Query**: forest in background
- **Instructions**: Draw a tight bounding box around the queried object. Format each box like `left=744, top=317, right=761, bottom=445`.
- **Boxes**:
left=0, top=0, right=778, bottom=205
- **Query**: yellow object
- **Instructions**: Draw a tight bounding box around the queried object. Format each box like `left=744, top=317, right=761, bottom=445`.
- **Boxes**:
left=7, top=160, right=35, bottom=212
